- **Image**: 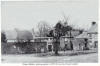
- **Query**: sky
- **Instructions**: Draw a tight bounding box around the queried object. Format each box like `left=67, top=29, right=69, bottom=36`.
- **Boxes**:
left=1, top=0, right=98, bottom=31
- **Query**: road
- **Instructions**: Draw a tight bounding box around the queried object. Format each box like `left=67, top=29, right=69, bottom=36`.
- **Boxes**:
left=2, top=53, right=98, bottom=63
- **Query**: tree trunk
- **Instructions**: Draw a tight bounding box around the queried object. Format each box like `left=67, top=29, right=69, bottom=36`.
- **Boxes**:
left=54, top=40, right=59, bottom=55
left=70, top=40, right=73, bottom=50
left=55, top=49, right=58, bottom=55
left=70, top=30, right=73, bottom=50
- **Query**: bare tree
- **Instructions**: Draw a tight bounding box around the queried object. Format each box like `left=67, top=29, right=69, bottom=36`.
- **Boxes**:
left=37, top=21, right=51, bottom=37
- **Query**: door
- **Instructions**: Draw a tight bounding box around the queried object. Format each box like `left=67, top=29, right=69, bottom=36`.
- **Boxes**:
left=48, top=45, right=52, bottom=51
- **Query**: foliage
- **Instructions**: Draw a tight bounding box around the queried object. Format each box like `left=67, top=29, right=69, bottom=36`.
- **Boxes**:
left=1, top=31, right=7, bottom=54
left=47, top=20, right=73, bottom=55
left=1, top=32, right=7, bottom=43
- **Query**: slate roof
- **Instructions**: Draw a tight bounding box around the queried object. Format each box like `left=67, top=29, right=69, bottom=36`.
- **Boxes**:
left=87, top=23, right=98, bottom=34
left=5, top=30, right=33, bottom=40
left=75, top=32, right=88, bottom=38
left=5, top=30, right=17, bottom=40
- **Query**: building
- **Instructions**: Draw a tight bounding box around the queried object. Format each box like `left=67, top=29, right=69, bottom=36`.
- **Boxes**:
left=75, top=32, right=89, bottom=50
left=60, top=29, right=83, bottom=50
left=34, top=37, right=53, bottom=52
left=75, top=22, right=98, bottom=50
left=6, top=36, right=54, bottom=53
left=87, top=22, right=98, bottom=48
left=60, top=36, right=74, bottom=50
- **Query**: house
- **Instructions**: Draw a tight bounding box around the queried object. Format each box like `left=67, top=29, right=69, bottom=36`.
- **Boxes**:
left=60, top=36, right=74, bottom=50
left=75, top=22, right=98, bottom=50
left=4, top=30, right=34, bottom=54
left=87, top=22, right=98, bottom=48
left=34, top=37, right=53, bottom=52
left=60, top=29, right=83, bottom=50
left=75, top=31, right=89, bottom=50
left=5, top=31, right=54, bottom=53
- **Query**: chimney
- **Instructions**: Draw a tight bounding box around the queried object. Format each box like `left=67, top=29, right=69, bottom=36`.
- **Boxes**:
left=92, top=21, right=96, bottom=26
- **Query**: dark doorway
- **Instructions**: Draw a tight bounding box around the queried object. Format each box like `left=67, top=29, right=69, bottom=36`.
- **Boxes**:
left=48, top=45, right=52, bottom=51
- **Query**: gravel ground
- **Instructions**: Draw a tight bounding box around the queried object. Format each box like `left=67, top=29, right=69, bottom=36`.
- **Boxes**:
left=1, top=53, right=98, bottom=63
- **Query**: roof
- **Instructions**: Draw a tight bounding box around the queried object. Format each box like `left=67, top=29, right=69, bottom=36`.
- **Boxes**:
left=88, top=23, right=98, bottom=34
left=17, top=30, right=33, bottom=40
left=5, top=30, right=33, bottom=40
left=76, top=32, right=88, bottom=38
left=5, top=30, right=17, bottom=40
left=67, top=30, right=80, bottom=37
left=34, top=37, right=53, bottom=39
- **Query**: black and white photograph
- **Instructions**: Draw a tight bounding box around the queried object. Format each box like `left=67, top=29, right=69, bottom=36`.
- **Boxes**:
left=1, top=0, right=98, bottom=64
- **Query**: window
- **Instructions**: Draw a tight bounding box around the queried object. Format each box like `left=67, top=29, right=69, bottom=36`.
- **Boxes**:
left=89, top=34, right=92, bottom=37
left=94, top=41, right=98, bottom=48
left=89, top=40, right=92, bottom=43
